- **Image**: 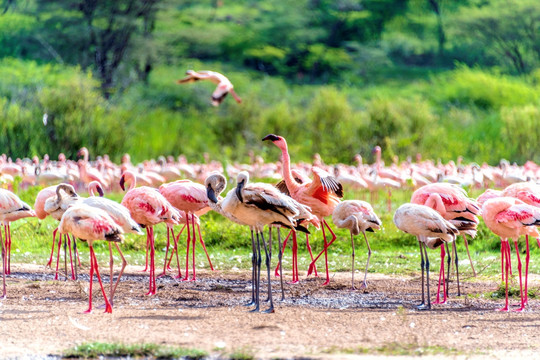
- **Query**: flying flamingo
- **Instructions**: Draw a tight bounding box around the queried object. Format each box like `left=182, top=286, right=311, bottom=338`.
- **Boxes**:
left=411, top=183, right=480, bottom=302
left=481, top=197, right=540, bottom=311
left=84, top=181, right=143, bottom=304
left=0, top=189, right=36, bottom=276
left=328, top=200, right=381, bottom=289
left=393, top=203, right=459, bottom=310
left=159, top=179, right=214, bottom=281
left=263, top=134, right=343, bottom=286
left=58, top=204, right=123, bottom=313
left=206, top=171, right=304, bottom=312
left=177, top=70, right=242, bottom=106
left=120, top=170, right=181, bottom=295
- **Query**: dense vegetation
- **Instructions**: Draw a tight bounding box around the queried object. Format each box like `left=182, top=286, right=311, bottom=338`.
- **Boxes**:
left=1, top=0, right=540, bottom=164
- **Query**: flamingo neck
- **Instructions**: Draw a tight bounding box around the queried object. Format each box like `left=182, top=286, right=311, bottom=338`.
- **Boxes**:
left=277, top=141, right=299, bottom=193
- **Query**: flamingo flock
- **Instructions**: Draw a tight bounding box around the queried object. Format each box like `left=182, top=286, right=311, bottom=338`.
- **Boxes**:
left=2, top=135, right=540, bottom=314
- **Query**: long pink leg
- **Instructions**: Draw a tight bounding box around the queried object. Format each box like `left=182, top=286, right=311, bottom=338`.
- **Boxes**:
left=54, top=235, right=63, bottom=280
left=290, top=231, right=299, bottom=284
left=275, top=230, right=291, bottom=277
left=524, top=235, right=530, bottom=305
left=305, top=234, right=318, bottom=277
left=1, top=227, right=5, bottom=299
left=46, top=228, right=59, bottom=268
left=196, top=217, right=214, bottom=271
left=182, top=215, right=192, bottom=281
left=66, top=235, right=76, bottom=280
left=190, top=215, right=197, bottom=281
left=167, top=225, right=185, bottom=272
left=307, top=220, right=338, bottom=283
left=513, top=239, right=525, bottom=312
left=171, top=228, right=183, bottom=279
left=497, top=240, right=510, bottom=312
left=4, top=225, right=10, bottom=275
left=110, top=243, right=127, bottom=306
left=84, top=247, right=95, bottom=313
left=158, top=227, right=172, bottom=278
left=500, top=240, right=504, bottom=282
left=145, top=227, right=156, bottom=295
left=434, top=245, right=447, bottom=304
left=90, top=245, right=113, bottom=313
left=142, top=230, right=150, bottom=272
left=321, top=220, right=337, bottom=286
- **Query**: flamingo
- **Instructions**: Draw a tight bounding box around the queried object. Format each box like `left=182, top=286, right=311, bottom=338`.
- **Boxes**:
left=177, top=70, right=242, bottom=106
left=0, top=189, right=36, bottom=276
left=393, top=203, right=459, bottom=310
left=83, top=181, right=143, bottom=304
left=58, top=204, right=123, bottom=313
left=0, top=189, right=36, bottom=298
left=159, top=179, right=214, bottom=281
left=120, top=170, right=181, bottom=295
left=329, top=200, right=381, bottom=289
left=481, top=197, right=540, bottom=311
left=44, top=184, right=82, bottom=280
left=263, top=134, right=343, bottom=286
left=206, top=171, right=304, bottom=312
left=411, top=183, right=480, bottom=302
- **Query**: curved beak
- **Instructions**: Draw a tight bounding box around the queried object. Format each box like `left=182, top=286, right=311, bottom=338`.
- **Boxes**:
left=97, top=184, right=104, bottom=197
left=207, top=184, right=218, bottom=204
left=235, top=179, right=245, bottom=203
left=262, top=134, right=280, bottom=142
left=119, top=175, right=126, bottom=191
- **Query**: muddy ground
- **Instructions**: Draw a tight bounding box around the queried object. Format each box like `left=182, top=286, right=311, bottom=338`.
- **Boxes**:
left=1, top=263, right=540, bottom=359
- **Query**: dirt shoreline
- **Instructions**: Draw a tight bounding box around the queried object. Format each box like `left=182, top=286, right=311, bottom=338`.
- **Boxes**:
left=1, top=263, right=539, bottom=359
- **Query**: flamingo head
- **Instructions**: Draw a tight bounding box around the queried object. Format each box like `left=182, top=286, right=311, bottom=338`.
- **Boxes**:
left=262, top=134, right=287, bottom=151
left=372, top=146, right=381, bottom=154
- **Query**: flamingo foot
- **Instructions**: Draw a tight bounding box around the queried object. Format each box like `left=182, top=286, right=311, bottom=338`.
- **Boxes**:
left=496, top=306, right=509, bottom=312
left=274, top=269, right=280, bottom=277
left=416, top=303, right=430, bottom=311
left=181, top=276, right=195, bottom=282
left=321, top=280, right=330, bottom=286
left=433, top=299, right=447, bottom=305
left=145, top=290, right=156, bottom=296
left=156, top=272, right=167, bottom=279
left=263, top=307, right=275, bottom=314
left=306, top=263, right=316, bottom=277
left=104, top=304, right=113, bottom=314
left=512, top=306, right=525, bottom=312
left=287, top=280, right=299, bottom=285
left=249, top=306, right=260, bottom=313
left=83, top=308, right=92, bottom=314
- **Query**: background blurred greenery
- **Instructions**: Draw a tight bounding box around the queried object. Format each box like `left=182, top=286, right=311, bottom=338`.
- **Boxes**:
left=1, top=0, right=540, bottom=164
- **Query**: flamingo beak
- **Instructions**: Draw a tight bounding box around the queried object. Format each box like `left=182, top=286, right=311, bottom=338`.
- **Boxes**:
left=119, top=176, right=126, bottom=191
left=262, top=134, right=280, bottom=142
left=206, top=184, right=218, bottom=204
left=236, top=179, right=245, bottom=203
left=97, top=185, right=104, bottom=197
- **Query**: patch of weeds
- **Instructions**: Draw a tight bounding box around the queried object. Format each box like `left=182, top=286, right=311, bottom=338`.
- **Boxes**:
left=228, top=347, right=255, bottom=360
left=488, top=283, right=538, bottom=299
left=322, top=343, right=461, bottom=356
left=63, top=342, right=207, bottom=359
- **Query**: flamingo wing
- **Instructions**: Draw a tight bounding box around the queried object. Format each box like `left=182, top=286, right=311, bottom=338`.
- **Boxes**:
left=242, top=184, right=298, bottom=218
left=496, top=204, right=540, bottom=227
left=305, top=167, right=344, bottom=198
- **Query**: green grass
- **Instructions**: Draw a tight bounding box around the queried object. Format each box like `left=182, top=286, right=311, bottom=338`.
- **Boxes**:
left=63, top=342, right=207, bottom=359
left=323, top=342, right=463, bottom=356
left=7, top=185, right=540, bottom=281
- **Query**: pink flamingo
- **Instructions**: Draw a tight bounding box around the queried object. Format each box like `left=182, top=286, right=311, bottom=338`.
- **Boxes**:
left=273, top=169, right=321, bottom=283
left=120, top=170, right=181, bottom=295
left=44, top=184, right=82, bottom=280
left=58, top=204, right=123, bottom=313
left=178, top=70, right=242, bottom=106
left=0, top=189, right=36, bottom=298
left=35, top=185, right=80, bottom=278
left=0, top=189, right=36, bottom=277
left=411, top=183, right=480, bottom=303
left=84, top=181, right=143, bottom=304
left=393, top=203, right=459, bottom=310
left=159, top=179, right=214, bottom=280
left=263, top=134, right=343, bottom=286
left=329, top=200, right=381, bottom=289
left=482, top=197, right=540, bottom=311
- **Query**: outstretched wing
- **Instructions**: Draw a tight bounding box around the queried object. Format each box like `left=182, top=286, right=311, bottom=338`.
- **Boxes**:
left=305, top=167, right=344, bottom=199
